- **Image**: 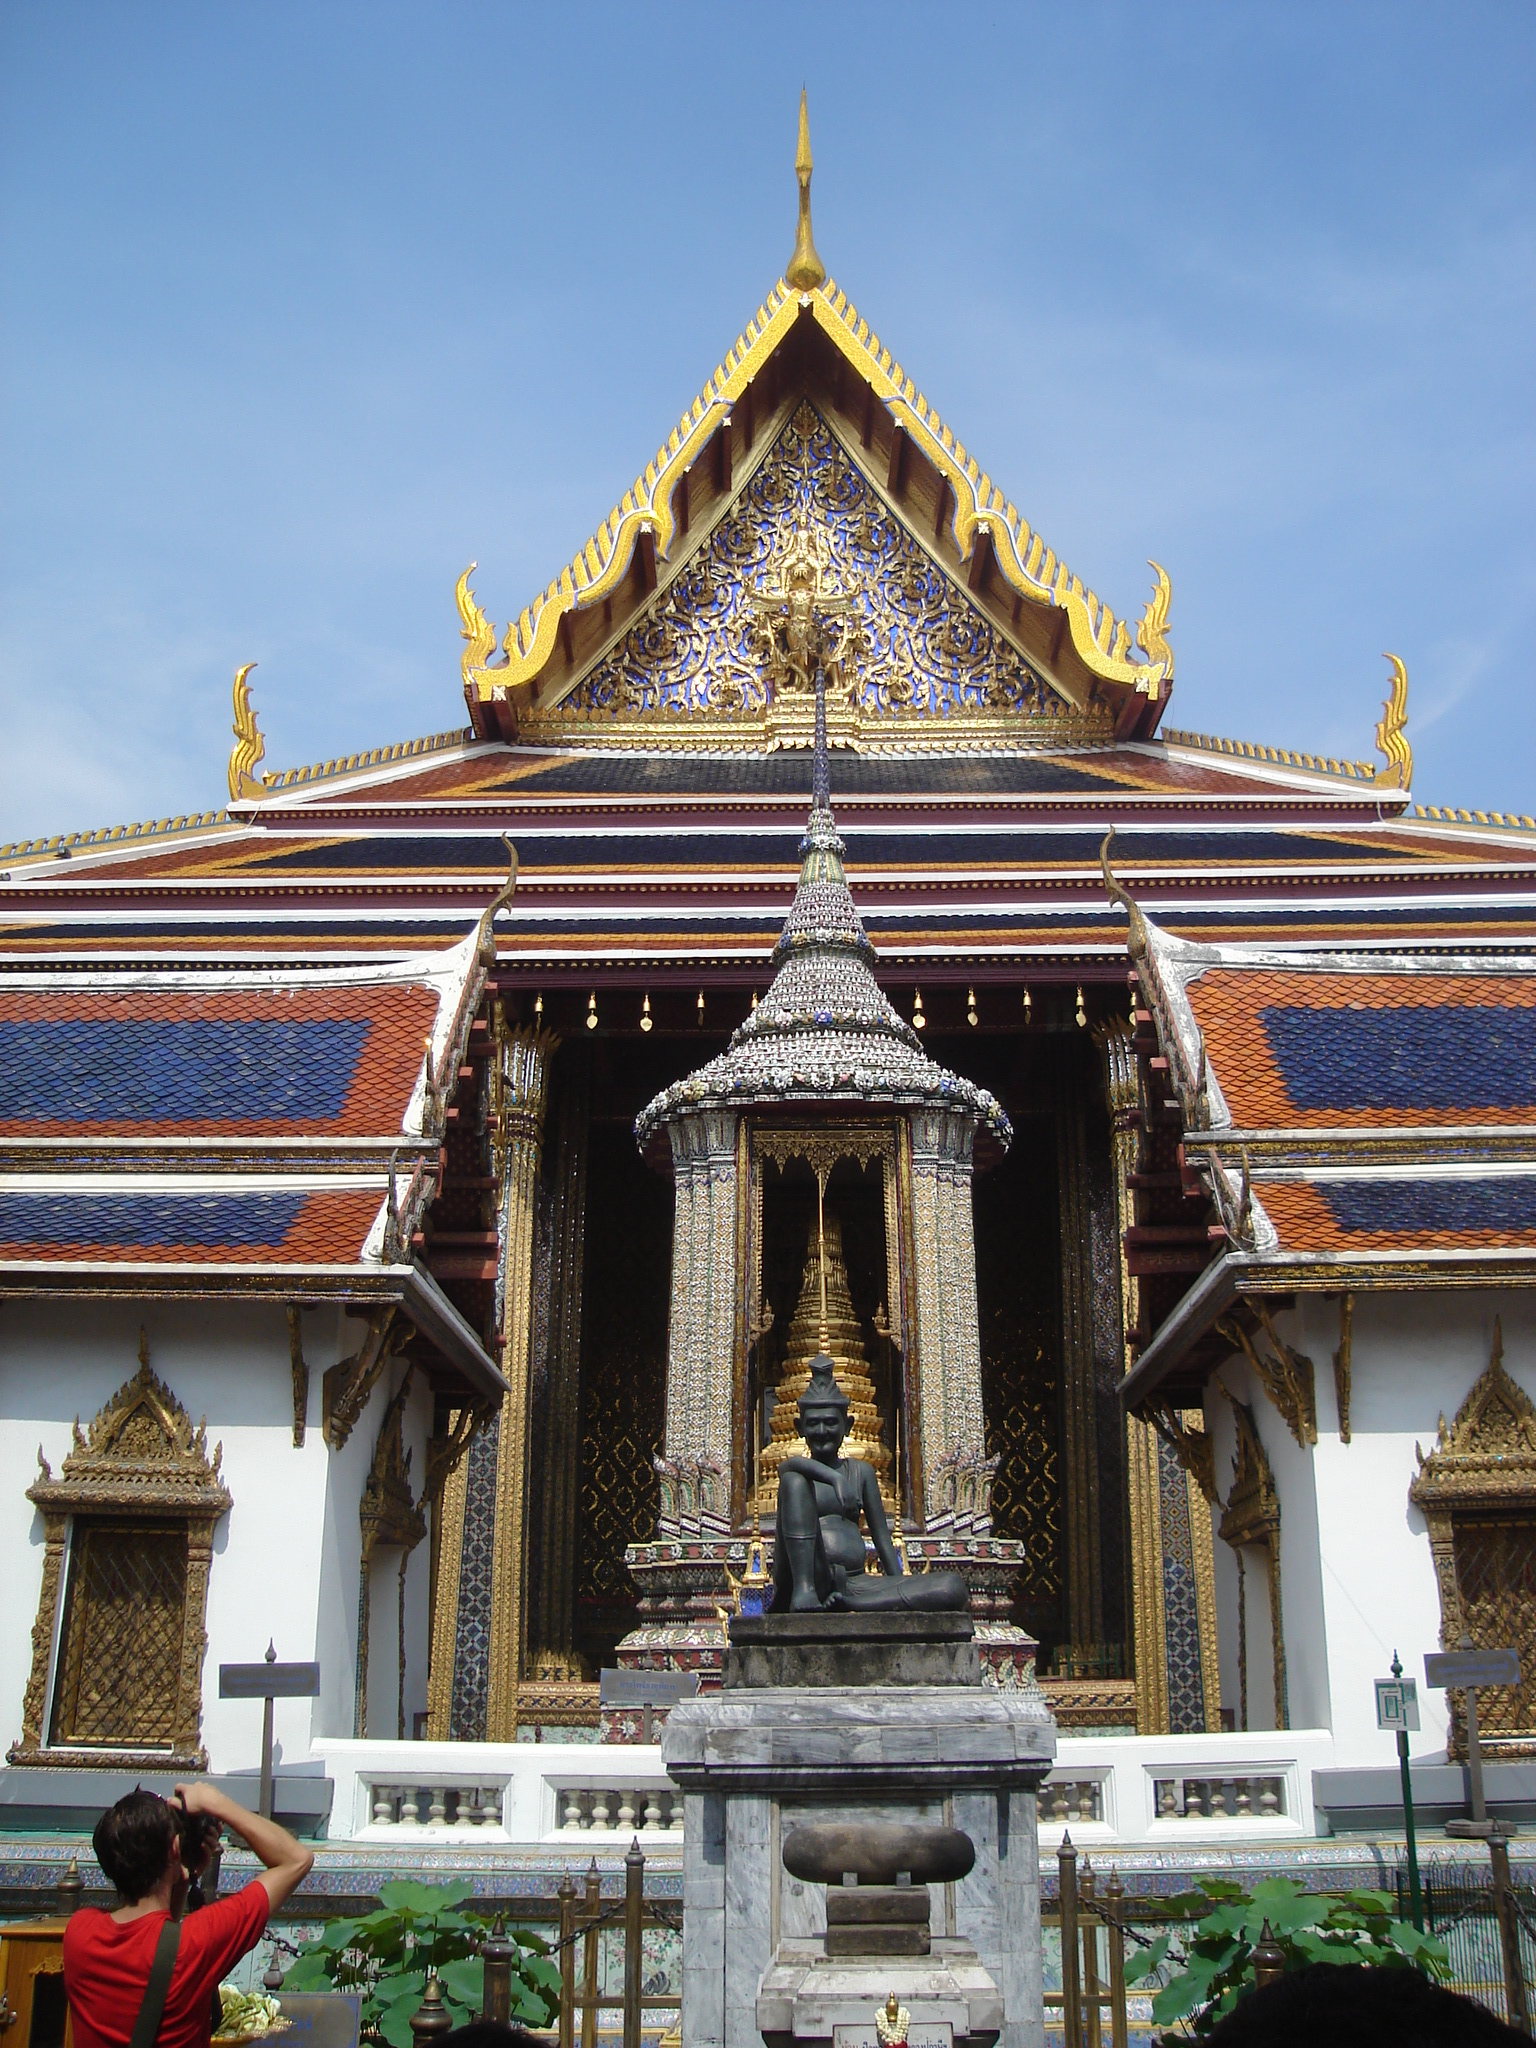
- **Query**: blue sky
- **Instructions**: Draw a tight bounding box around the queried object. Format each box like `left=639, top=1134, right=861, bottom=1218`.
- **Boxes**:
left=2, top=3, right=1532, bottom=840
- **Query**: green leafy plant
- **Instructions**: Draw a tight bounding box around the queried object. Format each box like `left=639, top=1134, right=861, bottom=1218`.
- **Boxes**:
left=280, top=1878, right=560, bottom=2045
left=1123, top=1876, right=1450, bottom=2037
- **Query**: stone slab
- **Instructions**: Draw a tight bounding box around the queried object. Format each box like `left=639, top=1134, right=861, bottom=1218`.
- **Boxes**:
left=664, top=1686, right=1055, bottom=1798
left=726, top=1612, right=980, bottom=1691
left=826, top=1889, right=931, bottom=1926
left=824, top=1923, right=930, bottom=1956
left=758, top=1937, right=1002, bottom=2048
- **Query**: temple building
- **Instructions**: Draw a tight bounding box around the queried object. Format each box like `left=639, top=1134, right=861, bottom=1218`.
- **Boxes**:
left=3, top=101, right=1536, bottom=1825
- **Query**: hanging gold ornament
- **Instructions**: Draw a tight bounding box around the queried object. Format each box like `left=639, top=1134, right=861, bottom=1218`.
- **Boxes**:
left=640, top=993, right=653, bottom=1033
left=1075, top=986, right=1087, bottom=1029
left=912, top=989, right=926, bottom=1031
left=1022, top=987, right=1032, bottom=1024
left=966, top=988, right=979, bottom=1027
left=586, top=992, right=599, bottom=1031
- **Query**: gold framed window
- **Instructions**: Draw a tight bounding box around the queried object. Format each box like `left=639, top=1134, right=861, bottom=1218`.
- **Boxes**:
left=12, top=1334, right=231, bottom=1772
left=1411, top=1319, right=1536, bottom=1759
left=50, top=1520, right=190, bottom=1750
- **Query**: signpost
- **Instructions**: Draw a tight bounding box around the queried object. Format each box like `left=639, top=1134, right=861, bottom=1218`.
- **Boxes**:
left=219, top=1642, right=320, bottom=1819
left=1425, top=1635, right=1528, bottom=2033
left=1375, top=1651, right=1422, bottom=1931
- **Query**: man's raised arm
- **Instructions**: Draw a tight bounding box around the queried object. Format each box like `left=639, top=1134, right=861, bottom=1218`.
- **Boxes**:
left=176, top=1782, right=315, bottom=1909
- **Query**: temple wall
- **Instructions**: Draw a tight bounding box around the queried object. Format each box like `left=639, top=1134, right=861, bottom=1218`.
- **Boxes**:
left=1203, top=1290, right=1536, bottom=1768
left=0, top=1298, right=431, bottom=1773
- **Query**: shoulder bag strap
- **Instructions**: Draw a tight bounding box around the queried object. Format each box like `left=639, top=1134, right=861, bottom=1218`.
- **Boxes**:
left=127, top=1919, right=182, bottom=2048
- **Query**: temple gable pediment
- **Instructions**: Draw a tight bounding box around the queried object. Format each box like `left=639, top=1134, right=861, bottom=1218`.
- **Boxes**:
left=512, top=404, right=1114, bottom=752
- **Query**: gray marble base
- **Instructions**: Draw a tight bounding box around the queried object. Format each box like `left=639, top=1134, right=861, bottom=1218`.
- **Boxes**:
left=662, top=1685, right=1055, bottom=2048
left=758, top=1938, right=1002, bottom=2048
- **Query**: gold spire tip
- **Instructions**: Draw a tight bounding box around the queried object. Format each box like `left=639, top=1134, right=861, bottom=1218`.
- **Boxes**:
left=786, top=88, right=825, bottom=291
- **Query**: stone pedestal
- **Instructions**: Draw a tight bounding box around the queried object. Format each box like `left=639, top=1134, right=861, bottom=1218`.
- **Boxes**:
left=758, top=1943, right=1002, bottom=2048
left=661, top=1616, right=1055, bottom=2048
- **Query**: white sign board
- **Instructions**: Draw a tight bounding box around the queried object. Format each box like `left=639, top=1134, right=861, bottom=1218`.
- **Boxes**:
left=1375, top=1677, right=1420, bottom=1732
left=1425, top=1647, right=1521, bottom=1692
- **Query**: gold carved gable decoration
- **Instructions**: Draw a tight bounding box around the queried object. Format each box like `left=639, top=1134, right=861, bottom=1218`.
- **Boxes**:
left=520, top=405, right=1116, bottom=752
left=29, top=1330, right=232, bottom=1522
left=1411, top=1319, right=1536, bottom=1511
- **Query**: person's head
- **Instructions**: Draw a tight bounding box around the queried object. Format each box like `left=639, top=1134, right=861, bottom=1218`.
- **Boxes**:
left=798, top=1353, right=849, bottom=1461
left=92, top=1789, right=183, bottom=1905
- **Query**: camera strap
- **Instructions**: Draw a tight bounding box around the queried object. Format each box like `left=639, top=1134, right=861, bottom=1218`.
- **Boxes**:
left=128, top=1919, right=181, bottom=2048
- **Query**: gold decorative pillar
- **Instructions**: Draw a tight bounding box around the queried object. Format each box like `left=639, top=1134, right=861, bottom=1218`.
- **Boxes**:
left=1099, top=1020, right=1164, bottom=1728
left=1056, top=1084, right=1103, bottom=1650
left=485, top=1025, right=555, bottom=1738
left=530, top=1059, right=590, bottom=1672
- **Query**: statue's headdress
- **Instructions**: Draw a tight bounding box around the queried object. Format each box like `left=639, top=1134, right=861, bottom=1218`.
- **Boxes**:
left=798, top=1351, right=849, bottom=1425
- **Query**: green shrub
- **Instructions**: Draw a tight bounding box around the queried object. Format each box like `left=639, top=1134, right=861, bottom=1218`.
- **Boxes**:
left=1123, top=1875, right=1450, bottom=2037
left=279, top=1878, right=560, bottom=2044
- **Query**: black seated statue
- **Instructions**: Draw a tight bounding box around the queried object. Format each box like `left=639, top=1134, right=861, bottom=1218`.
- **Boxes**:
left=771, top=1352, right=969, bottom=1614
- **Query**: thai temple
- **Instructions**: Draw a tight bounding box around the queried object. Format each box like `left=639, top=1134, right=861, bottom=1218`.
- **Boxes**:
left=3, top=100, right=1536, bottom=1873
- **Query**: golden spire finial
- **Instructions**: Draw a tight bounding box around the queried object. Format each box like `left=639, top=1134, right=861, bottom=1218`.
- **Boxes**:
left=786, top=88, right=826, bottom=291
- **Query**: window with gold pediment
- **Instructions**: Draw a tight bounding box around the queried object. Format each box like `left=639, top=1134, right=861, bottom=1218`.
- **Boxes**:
left=1410, top=1319, right=1536, bottom=1758
left=11, top=1334, right=232, bottom=1770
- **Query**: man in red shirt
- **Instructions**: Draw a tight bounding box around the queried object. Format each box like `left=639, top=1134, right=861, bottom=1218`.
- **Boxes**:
left=64, top=1781, right=315, bottom=2048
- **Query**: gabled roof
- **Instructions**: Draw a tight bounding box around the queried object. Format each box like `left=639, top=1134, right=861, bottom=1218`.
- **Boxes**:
left=0, top=927, right=507, bottom=1397
left=456, top=271, right=1177, bottom=741
left=1118, top=905, right=1536, bottom=1408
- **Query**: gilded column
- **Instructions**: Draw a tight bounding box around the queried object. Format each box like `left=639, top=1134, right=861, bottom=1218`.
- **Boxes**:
left=1056, top=1086, right=1104, bottom=1649
left=485, top=1025, right=554, bottom=1739
left=1098, top=1020, right=1166, bottom=1730
left=530, top=1058, right=590, bottom=1671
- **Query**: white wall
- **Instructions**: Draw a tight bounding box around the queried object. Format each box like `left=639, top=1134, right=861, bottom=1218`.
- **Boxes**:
left=1202, top=1289, right=1536, bottom=1770
left=0, top=1297, right=434, bottom=1776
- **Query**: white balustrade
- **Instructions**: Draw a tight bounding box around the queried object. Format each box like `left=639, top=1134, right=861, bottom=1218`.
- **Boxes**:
left=312, top=1739, right=681, bottom=1846
left=315, top=1730, right=1330, bottom=1850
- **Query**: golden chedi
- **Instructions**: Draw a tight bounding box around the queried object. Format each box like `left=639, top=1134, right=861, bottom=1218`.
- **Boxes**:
left=756, top=1213, right=894, bottom=1513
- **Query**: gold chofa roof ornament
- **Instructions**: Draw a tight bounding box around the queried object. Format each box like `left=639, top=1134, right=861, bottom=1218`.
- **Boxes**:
left=786, top=89, right=826, bottom=291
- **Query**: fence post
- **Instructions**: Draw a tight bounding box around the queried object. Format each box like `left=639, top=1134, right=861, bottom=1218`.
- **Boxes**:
left=1104, top=1870, right=1128, bottom=2048
left=409, top=1972, right=454, bottom=2039
left=558, top=1870, right=577, bottom=2048
left=1489, top=1833, right=1531, bottom=2036
left=1252, top=1921, right=1284, bottom=1991
left=1080, top=1859, right=1101, bottom=2048
left=581, top=1859, right=602, bottom=2048
left=624, top=1837, right=645, bottom=2048
left=481, top=1914, right=512, bottom=2026
left=1058, top=1831, right=1081, bottom=2048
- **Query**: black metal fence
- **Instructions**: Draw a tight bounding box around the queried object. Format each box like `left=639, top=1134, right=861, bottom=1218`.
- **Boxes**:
left=1394, top=1854, right=1536, bottom=2031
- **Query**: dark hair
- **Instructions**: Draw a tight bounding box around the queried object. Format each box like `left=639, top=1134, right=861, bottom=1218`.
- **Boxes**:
left=92, top=1790, right=177, bottom=1904
left=1205, top=1961, right=1522, bottom=2046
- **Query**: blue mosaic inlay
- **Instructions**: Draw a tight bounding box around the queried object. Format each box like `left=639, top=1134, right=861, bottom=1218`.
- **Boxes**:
left=0, top=1019, right=370, bottom=1123
left=1262, top=1005, right=1536, bottom=1113
left=0, top=1192, right=309, bottom=1247
left=1321, top=1177, right=1536, bottom=1236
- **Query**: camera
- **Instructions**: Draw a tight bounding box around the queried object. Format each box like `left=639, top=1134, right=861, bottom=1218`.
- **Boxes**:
left=169, top=1794, right=222, bottom=1878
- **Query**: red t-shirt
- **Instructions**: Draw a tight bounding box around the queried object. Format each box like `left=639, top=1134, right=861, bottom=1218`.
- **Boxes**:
left=64, top=1881, right=270, bottom=2048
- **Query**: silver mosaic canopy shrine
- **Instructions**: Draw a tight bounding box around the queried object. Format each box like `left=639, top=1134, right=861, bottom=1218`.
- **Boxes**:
left=635, top=764, right=1012, bottom=1161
